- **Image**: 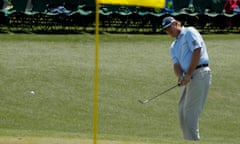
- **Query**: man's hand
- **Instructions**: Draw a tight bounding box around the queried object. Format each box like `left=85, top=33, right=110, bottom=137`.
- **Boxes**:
left=178, top=74, right=191, bottom=86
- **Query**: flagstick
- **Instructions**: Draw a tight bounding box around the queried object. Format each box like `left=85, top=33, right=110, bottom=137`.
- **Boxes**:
left=93, top=1, right=165, bottom=144
left=93, top=2, right=100, bottom=144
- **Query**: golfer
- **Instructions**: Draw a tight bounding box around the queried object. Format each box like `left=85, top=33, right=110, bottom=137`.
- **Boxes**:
left=162, top=16, right=212, bottom=140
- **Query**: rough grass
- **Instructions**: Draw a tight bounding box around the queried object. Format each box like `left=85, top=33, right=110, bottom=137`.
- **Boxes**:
left=0, top=34, right=239, bottom=144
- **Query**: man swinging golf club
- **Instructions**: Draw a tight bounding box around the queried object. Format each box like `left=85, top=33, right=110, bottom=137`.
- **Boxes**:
left=162, top=16, right=212, bottom=141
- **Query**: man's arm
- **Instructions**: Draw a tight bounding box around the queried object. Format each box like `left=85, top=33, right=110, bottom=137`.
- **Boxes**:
left=173, top=62, right=183, bottom=77
left=173, top=62, right=184, bottom=86
left=186, top=48, right=201, bottom=77
left=181, top=48, right=201, bottom=85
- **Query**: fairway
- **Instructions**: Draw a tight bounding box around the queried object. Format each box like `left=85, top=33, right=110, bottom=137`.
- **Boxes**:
left=0, top=34, right=239, bottom=144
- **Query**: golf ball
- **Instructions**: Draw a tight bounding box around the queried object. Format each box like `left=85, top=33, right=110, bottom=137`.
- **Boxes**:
left=30, top=91, right=35, bottom=95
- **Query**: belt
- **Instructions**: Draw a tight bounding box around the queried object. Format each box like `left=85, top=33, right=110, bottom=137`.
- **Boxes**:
left=196, top=64, right=208, bottom=69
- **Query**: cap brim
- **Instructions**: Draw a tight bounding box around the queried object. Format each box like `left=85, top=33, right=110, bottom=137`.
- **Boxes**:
left=162, top=20, right=176, bottom=29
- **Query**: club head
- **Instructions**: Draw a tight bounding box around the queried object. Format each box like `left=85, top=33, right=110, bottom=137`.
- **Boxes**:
left=138, top=99, right=149, bottom=104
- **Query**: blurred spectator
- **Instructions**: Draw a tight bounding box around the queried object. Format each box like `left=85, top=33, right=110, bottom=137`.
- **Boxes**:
left=152, top=0, right=174, bottom=14
left=223, top=0, right=240, bottom=14
left=161, top=0, right=174, bottom=13
left=151, top=0, right=174, bottom=33
left=49, top=6, right=70, bottom=14
left=186, top=0, right=196, bottom=13
left=2, top=0, right=14, bottom=14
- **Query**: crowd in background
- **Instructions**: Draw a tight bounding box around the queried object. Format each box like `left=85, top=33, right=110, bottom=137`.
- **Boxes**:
left=0, top=0, right=240, bottom=33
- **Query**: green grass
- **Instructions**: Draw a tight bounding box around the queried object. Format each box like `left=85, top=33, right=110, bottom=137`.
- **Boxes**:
left=0, top=34, right=239, bottom=144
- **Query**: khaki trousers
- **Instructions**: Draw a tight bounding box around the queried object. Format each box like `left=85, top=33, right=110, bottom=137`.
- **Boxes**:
left=179, top=67, right=212, bottom=140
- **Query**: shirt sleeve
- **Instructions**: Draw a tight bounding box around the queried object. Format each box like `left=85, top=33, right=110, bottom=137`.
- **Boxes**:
left=186, top=27, right=203, bottom=51
left=170, top=43, right=178, bottom=64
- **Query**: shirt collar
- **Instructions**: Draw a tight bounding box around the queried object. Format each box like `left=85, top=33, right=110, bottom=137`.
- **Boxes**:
left=176, top=26, right=185, bottom=39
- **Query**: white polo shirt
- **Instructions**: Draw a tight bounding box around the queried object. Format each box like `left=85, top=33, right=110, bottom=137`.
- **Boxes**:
left=170, top=27, right=209, bottom=72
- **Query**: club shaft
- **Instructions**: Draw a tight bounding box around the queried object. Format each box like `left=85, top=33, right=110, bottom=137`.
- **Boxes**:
left=140, top=84, right=178, bottom=104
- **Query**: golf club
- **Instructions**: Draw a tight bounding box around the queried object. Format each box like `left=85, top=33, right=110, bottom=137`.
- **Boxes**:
left=138, top=84, right=179, bottom=104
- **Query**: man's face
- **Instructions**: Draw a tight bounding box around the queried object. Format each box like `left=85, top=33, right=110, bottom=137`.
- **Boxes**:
left=165, top=23, right=177, bottom=38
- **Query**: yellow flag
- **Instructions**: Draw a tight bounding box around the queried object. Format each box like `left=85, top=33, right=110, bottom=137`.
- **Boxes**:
left=98, top=0, right=165, bottom=8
